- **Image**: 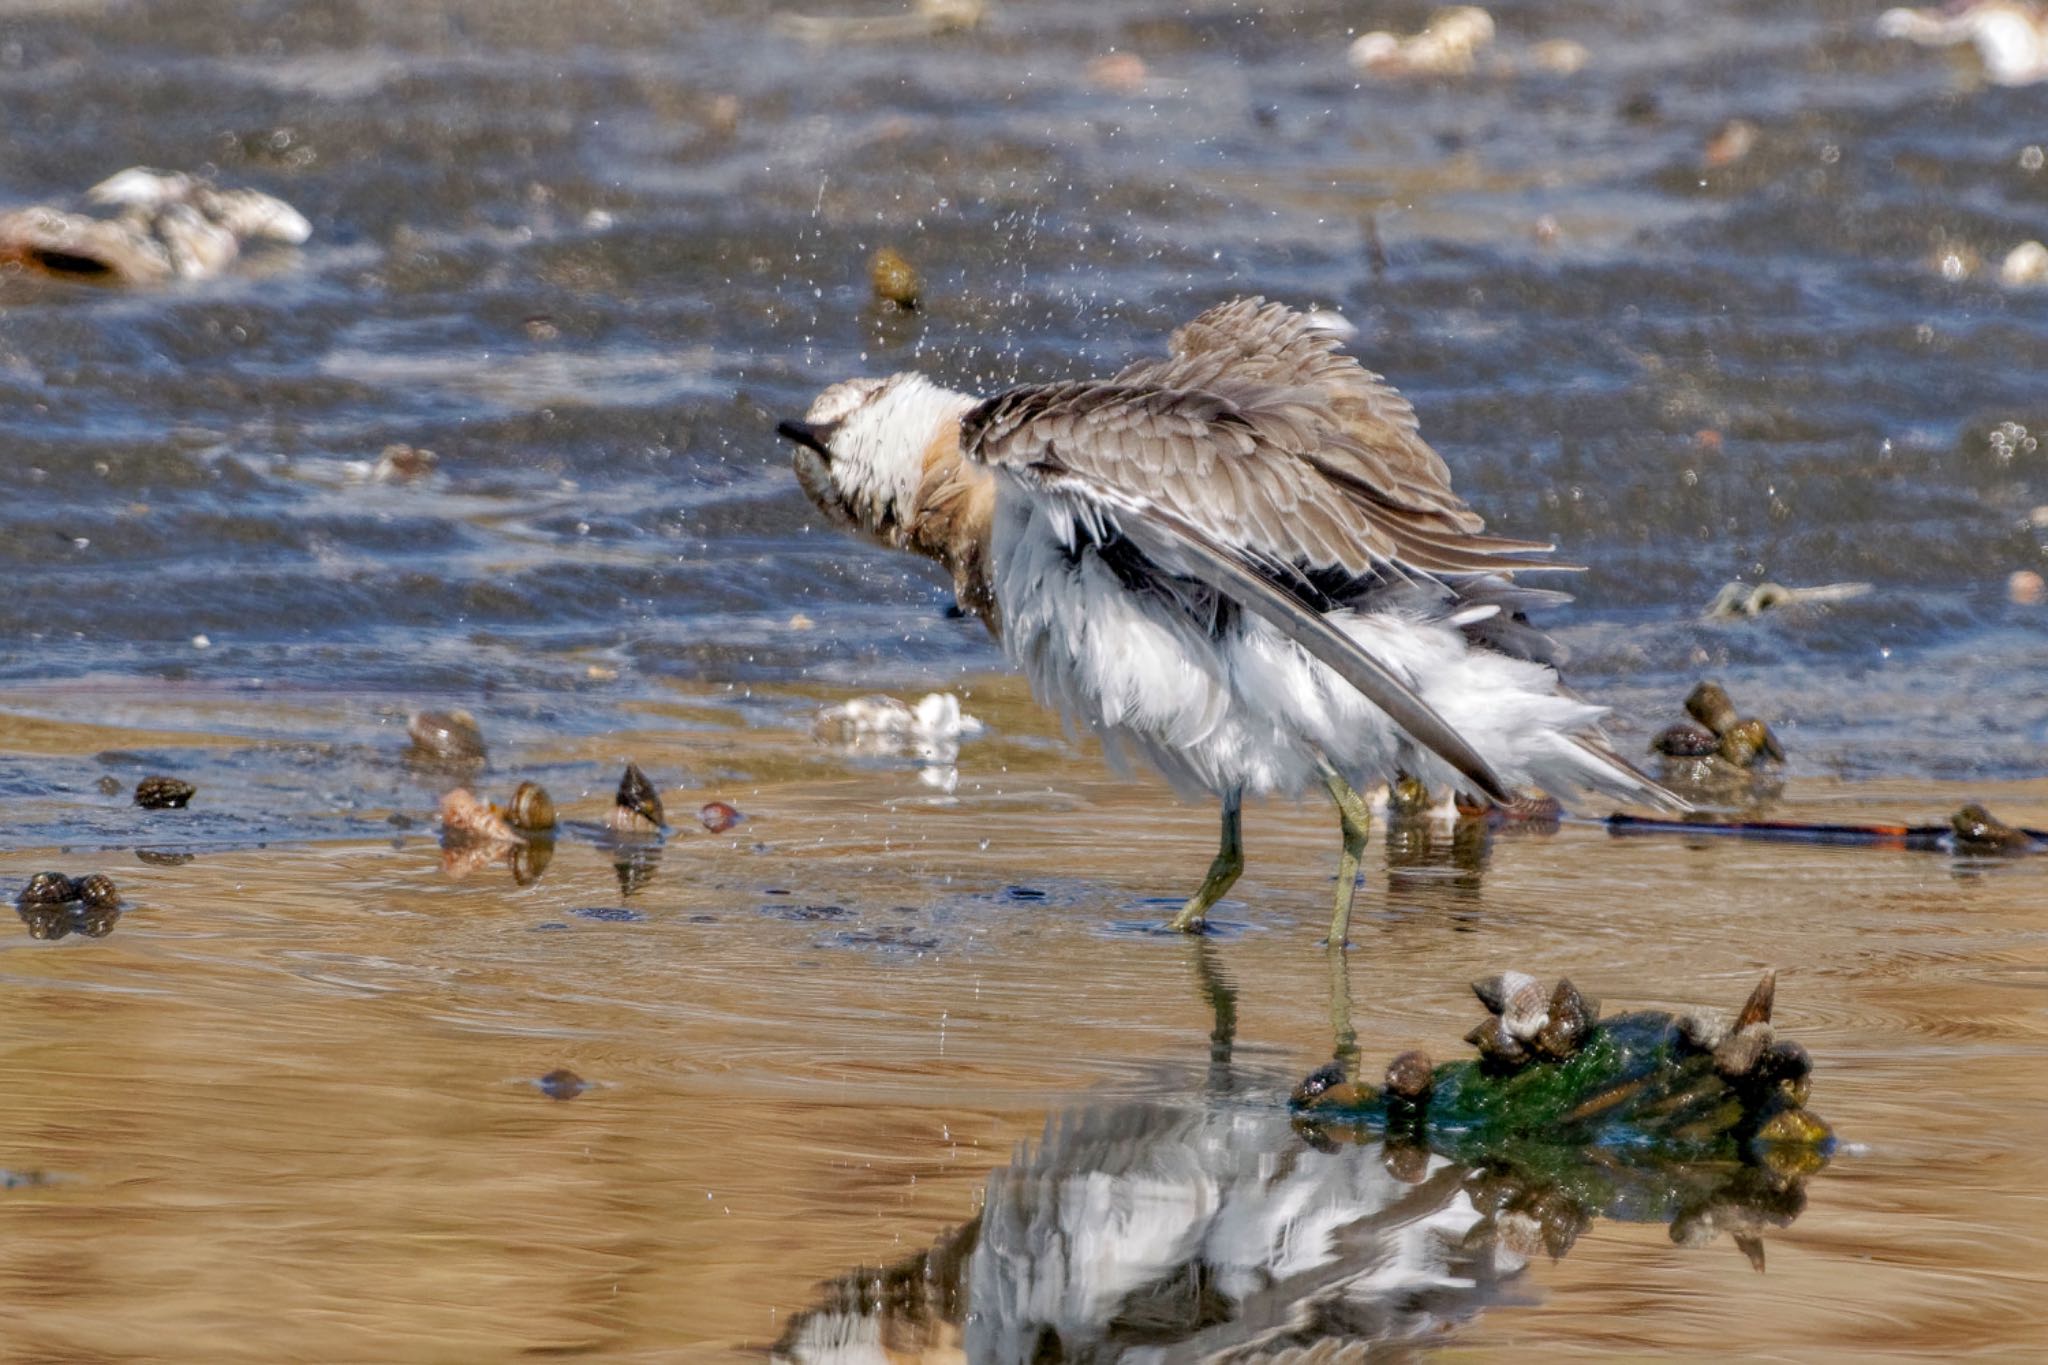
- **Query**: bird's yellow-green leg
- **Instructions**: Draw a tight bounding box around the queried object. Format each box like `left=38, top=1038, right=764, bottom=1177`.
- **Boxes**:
left=1326, top=942, right=1360, bottom=1078
left=1320, top=759, right=1373, bottom=947
left=1168, top=789, right=1243, bottom=933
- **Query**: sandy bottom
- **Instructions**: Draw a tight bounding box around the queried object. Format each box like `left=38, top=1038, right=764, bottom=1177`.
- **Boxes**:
left=0, top=678, right=2044, bottom=1360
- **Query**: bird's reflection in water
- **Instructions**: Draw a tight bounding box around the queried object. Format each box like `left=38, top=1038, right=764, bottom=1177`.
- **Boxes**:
left=1382, top=797, right=1562, bottom=902
left=773, top=945, right=1820, bottom=1363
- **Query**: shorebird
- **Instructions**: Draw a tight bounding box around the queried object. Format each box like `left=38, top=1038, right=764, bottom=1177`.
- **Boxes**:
left=780, top=298, right=1678, bottom=942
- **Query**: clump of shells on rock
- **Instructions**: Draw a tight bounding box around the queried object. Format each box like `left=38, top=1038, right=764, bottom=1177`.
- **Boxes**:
left=1292, top=968, right=1832, bottom=1166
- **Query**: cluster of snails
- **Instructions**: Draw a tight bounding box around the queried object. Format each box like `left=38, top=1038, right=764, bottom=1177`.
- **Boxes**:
left=1652, top=682, right=1784, bottom=770
left=1292, top=968, right=1828, bottom=1151
left=13, top=871, right=123, bottom=940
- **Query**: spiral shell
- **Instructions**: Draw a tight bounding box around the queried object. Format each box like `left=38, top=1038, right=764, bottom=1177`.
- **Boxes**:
left=1534, top=978, right=1595, bottom=1059
left=1383, top=1050, right=1434, bottom=1102
left=134, top=775, right=196, bottom=809
left=18, top=871, right=76, bottom=907
left=1464, top=1015, right=1531, bottom=1069
left=505, top=781, right=557, bottom=832
left=1651, top=721, right=1719, bottom=757
left=74, top=873, right=121, bottom=912
left=1684, top=682, right=1739, bottom=736
left=1718, top=718, right=1782, bottom=768
left=1472, top=970, right=1547, bottom=1041
left=610, top=762, right=664, bottom=833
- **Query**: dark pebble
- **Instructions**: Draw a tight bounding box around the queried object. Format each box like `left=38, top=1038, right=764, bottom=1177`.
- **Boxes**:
left=570, top=906, right=645, bottom=923
left=94, top=775, right=123, bottom=796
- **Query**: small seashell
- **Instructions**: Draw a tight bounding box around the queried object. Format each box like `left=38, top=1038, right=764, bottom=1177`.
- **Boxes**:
left=1533, top=978, right=1595, bottom=1058
left=1651, top=721, right=1719, bottom=757
left=16, top=872, right=77, bottom=908
left=1472, top=970, right=1546, bottom=1039
left=1734, top=968, right=1777, bottom=1030
left=868, top=246, right=920, bottom=310
left=1949, top=803, right=2034, bottom=854
left=134, top=775, right=196, bottom=809
left=1465, top=1015, right=1531, bottom=1069
left=1291, top=1059, right=1348, bottom=1105
left=504, top=781, right=558, bottom=833
left=2009, top=569, right=2045, bottom=606
left=1684, top=681, right=1740, bottom=736
left=1756, top=1040, right=1813, bottom=1107
left=1713, top=1025, right=1773, bottom=1079
left=1677, top=1009, right=1728, bottom=1054
left=1383, top=1050, right=1434, bottom=1102
left=2001, top=240, right=2048, bottom=287
left=439, top=788, right=525, bottom=847
left=407, top=709, right=487, bottom=763
left=73, top=873, right=120, bottom=912
left=1718, top=718, right=1783, bottom=768
left=1703, top=118, right=1759, bottom=168
left=610, top=762, right=665, bottom=833
left=698, top=800, right=743, bottom=834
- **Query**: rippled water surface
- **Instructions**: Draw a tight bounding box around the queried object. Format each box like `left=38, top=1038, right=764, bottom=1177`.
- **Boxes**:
left=3, top=0, right=2046, bottom=1359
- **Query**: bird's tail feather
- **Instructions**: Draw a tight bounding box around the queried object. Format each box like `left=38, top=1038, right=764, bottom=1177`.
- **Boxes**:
left=1538, top=733, right=1691, bottom=813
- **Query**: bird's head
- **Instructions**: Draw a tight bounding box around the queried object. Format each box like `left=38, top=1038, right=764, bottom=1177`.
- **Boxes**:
left=778, top=372, right=970, bottom=545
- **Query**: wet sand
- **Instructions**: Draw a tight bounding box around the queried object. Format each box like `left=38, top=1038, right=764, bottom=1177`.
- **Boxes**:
left=1, top=678, right=2044, bottom=1359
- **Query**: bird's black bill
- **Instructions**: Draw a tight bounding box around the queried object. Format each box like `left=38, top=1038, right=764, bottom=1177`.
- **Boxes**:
left=776, top=418, right=837, bottom=457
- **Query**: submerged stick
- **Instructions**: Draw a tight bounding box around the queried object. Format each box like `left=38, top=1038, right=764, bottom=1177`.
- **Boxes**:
left=1605, top=809, right=2046, bottom=855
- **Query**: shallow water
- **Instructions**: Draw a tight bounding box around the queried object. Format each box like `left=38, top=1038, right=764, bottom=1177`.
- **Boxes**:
left=3, top=0, right=2047, bottom=1359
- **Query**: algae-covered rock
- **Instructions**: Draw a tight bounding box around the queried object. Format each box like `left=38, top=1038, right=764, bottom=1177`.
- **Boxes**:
left=1292, top=969, right=1831, bottom=1170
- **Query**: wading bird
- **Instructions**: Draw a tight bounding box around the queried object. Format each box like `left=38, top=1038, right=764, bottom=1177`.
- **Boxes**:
left=780, top=298, right=1676, bottom=943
